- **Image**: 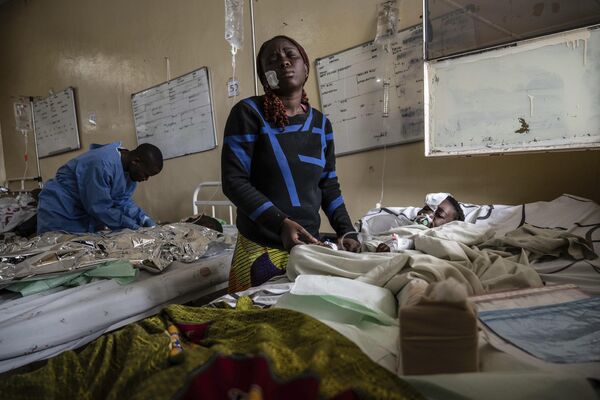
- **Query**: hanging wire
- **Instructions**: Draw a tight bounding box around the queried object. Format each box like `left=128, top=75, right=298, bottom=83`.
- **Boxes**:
left=22, top=132, right=29, bottom=180
left=230, top=45, right=238, bottom=109
left=377, top=144, right=387, bottom=208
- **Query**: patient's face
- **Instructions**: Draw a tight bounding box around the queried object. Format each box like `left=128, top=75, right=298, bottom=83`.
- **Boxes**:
left=417, top=205, right=433, bottom=217
left=431, top=199, right=458, bottom=227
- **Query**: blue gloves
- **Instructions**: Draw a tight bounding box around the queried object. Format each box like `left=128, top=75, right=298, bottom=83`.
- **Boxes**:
left=141, top=216, right=157, bottom=228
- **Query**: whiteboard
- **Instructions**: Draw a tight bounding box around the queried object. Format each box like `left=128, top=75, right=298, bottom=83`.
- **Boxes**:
left=132, top=67, right=217, bottom=160
left=425, top=25, right=600, bottom=156
left=32, top=87, right=80, bottom=158
left=316, top=25, right=424, bottom=156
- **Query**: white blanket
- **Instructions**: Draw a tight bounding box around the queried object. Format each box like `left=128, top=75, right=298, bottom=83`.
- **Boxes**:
left=287, top=221, right=546, bottom=298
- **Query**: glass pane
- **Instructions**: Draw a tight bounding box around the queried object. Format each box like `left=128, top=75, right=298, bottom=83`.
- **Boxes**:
left=425, top=0, right=600, bottom=60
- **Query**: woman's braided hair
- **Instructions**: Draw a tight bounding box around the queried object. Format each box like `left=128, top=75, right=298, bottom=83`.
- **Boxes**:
left=257, top=36, right=310, bottom=129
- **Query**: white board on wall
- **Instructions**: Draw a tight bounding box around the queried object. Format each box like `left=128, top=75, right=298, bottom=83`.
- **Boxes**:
left=32, top=87, right=80, bottom=158
left=316, top=25, right=424, bottom=156
left=425, top=25, right=600, bottom=156
left=131, top=67, right=217, bottom=160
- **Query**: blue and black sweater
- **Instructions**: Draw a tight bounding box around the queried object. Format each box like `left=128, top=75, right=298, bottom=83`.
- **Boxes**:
left=221, top=96, right=356, bottom=249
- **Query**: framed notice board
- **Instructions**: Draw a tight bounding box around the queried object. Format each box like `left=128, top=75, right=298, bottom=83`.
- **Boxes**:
left=32, top=87, right=81, bottom=158
left=316, top=25, right=424, bottom=156
left=131, top=67, right=217, bottom=160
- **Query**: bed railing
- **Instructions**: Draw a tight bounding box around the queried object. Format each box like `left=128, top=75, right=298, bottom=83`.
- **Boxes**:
left=192, top=181, right=234, bottom=225
left=5, top=176, right=43, bottom=191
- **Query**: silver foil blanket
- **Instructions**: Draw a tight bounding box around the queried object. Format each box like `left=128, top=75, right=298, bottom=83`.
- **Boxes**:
left=0, top=223, right=233, bottom=285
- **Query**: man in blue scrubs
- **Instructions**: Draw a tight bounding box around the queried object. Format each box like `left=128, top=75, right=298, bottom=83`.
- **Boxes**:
left=37, top=142, right=163, bottom=234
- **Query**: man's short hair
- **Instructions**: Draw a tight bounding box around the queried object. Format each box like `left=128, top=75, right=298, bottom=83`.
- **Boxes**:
left=446, top=196, right=465, bottom=221
left=133, top=143, right=163, bottom=172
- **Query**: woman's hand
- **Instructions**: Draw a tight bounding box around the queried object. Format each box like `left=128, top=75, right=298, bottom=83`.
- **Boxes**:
left=338, top=236, right=361, bottom=253
left=280, top=218, right=319, bottom=251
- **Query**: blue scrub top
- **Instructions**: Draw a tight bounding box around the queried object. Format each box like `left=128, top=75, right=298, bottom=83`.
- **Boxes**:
left=37, top=142, right=150, bottom=234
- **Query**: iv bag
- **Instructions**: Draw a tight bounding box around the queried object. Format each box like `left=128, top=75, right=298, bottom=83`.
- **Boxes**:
left=374, top=0, right=398, bottom=119
left=374, top=0, right=399, bottom=49
left=225, top=0, right=244, bottom=51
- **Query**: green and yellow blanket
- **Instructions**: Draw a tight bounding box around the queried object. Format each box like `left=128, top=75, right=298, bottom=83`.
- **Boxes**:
left=1, top=305, right=422, bottom=400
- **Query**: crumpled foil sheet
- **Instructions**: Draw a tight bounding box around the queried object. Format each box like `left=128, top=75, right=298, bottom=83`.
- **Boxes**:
left=0, top=223, right=234, bottom=285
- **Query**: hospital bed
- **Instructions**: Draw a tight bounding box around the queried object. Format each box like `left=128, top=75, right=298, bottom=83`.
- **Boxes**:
left=0, top=252, right=232, bottom=373
left=0, top=182, right=237, bottom=374
left=206, top=193, right=600, bottom=398
left=1, top=194, right=598, bottom=399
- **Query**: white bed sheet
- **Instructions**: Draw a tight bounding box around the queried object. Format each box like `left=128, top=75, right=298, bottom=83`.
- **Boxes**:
left=0, top=249, right=232, bottom=373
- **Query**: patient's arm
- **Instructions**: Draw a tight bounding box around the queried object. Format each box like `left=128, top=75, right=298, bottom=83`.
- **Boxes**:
left=364, top=234, right=415, bottom=252
left=360, top=236, right=392, bottom=252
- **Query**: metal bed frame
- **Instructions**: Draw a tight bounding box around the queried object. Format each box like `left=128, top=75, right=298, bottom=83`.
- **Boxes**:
left=192, top=181, right=234, bottom=225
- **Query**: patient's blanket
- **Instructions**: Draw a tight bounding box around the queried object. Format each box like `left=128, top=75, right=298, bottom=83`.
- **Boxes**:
left=287, top=222, right=595, bottom=297
left=479, top=224, right=596, bottom=262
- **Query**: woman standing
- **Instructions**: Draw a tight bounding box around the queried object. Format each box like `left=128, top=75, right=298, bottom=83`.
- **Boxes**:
left=222, top=36, right=359, bottom=293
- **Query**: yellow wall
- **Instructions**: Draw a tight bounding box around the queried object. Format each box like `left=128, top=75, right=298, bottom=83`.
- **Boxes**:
left=0, top=0, right=598, bottom=226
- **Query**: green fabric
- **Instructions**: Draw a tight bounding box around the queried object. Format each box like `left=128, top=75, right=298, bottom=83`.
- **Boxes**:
left=6, top=272, right=82, bottom=296
left=216, top=217, right=228, bottom=226
left=322, top=295, right=398, bottom=326
left=0, top=305, right=423, bottom=400
left=6, top=260, right=137, bottom=296
left=84, top=260, right=137, bottom=279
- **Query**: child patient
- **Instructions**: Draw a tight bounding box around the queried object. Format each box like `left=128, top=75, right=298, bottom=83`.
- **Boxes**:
left=369, top=194, right=465, bottom=252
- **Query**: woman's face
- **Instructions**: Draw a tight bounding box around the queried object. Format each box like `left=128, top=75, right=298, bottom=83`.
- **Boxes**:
left=260, top=38, right=307, bottom=93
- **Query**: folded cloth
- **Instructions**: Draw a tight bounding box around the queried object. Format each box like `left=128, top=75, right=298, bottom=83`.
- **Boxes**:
left=6, top=260, right=137, bottom=296
left=289, top=274, right=398, bottom=325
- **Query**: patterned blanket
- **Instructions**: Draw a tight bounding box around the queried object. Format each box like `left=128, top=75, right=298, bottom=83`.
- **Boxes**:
left=1, top=305, right=422, bottom=400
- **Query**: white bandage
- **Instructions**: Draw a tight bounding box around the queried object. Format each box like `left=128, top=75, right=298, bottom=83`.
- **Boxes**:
left=425, top=192, right=451, bottom=212
left=265, top=70, right=279, bottom=89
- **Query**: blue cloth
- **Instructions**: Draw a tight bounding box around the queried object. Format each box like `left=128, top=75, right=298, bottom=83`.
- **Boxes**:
left=37, top=142, right=150, bottom=234
left=141, top=216, right=156, bottom=227
left=221, top=96, right=355, bottom=249
left=479, top=297, right=600, bottom=364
